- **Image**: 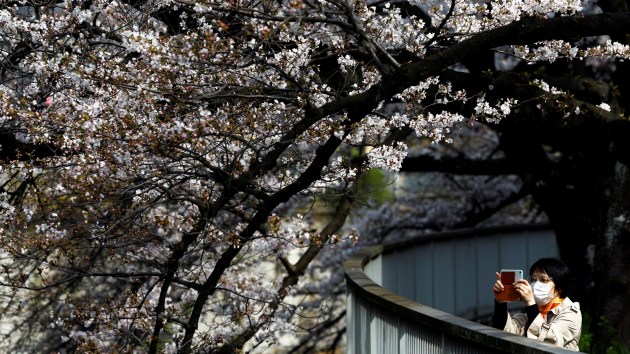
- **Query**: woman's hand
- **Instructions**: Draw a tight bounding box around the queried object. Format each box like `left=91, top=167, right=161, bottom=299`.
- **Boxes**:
left=514, top=279, right=535, bottom=306
left=493, top=272, right=506, bottom=302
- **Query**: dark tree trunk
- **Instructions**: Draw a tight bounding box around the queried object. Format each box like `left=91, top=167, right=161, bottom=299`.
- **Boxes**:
left=497, top=116, right=601, bottom=304
left=591, top=162, right=630, bottom=353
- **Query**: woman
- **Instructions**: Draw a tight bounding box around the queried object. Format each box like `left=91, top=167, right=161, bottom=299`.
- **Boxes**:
left=491, top=257, right=582, bottom=351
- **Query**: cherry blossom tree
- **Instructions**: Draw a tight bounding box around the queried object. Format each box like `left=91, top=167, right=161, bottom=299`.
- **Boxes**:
left=1, top=0, right=630, bottom=353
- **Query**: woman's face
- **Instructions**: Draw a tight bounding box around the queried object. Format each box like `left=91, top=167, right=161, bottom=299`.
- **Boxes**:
left=530, top=270, right=557, bottom=297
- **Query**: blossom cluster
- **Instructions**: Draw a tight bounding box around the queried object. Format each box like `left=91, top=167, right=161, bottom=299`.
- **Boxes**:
left=514, top=39, right=630, bottom=63
left=367, top=142, right=409, bottom=171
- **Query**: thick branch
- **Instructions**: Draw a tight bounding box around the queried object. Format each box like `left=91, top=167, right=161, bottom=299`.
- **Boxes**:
left=397, top=12, right=630, bottom=89
left=401, top=155, right=524, bottom=175
left=147, top=223, right=207, bottom=354
left=456, top=186, right=529, bottom=228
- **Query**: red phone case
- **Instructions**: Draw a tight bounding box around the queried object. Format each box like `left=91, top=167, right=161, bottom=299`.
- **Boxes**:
left=496, top=272, right=520, bottom=302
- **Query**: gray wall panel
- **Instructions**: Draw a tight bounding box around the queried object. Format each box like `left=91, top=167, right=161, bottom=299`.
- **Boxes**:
left=365, top=254, right=383, bottom=285
left=432, top=240, right=455, bottom=314
left=499, top=234, right=528, bottom=271
left=454, top=237, right=478, bottom=317
left=475, top=235, right=500, bottom=315
left=382, top=251, right=398, bottom=292
left=395, top=249, right=416, bottom=300
left=413, top=243, right=434, bottom=306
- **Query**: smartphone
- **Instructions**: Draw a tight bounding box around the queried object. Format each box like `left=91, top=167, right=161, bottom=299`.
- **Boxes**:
left=496, top=269, right=523, bottom=302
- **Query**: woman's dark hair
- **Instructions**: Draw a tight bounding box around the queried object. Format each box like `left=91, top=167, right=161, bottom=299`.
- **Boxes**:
left=530, top=257, right=573, bottom=298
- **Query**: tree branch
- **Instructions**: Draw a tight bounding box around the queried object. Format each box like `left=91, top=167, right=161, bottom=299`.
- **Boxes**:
left=401, top=155, right=525, bottom=175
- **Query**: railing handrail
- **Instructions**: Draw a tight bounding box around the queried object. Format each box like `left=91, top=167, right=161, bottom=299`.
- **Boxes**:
left=344, top=224, right=583, bottom=354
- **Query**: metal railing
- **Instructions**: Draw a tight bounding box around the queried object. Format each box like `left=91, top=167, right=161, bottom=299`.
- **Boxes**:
left=344, top=225, right=585, bottom=354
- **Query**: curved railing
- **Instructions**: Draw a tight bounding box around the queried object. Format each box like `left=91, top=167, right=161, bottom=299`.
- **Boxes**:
left=344, top=225, right=585, bottom=354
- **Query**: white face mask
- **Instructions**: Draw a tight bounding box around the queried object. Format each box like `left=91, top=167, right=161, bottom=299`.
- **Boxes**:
left=532, top=281, right=555, bottom=306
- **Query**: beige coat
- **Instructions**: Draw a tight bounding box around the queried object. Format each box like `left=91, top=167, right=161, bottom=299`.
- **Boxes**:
left=503, top=297, right=582, bottom=351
